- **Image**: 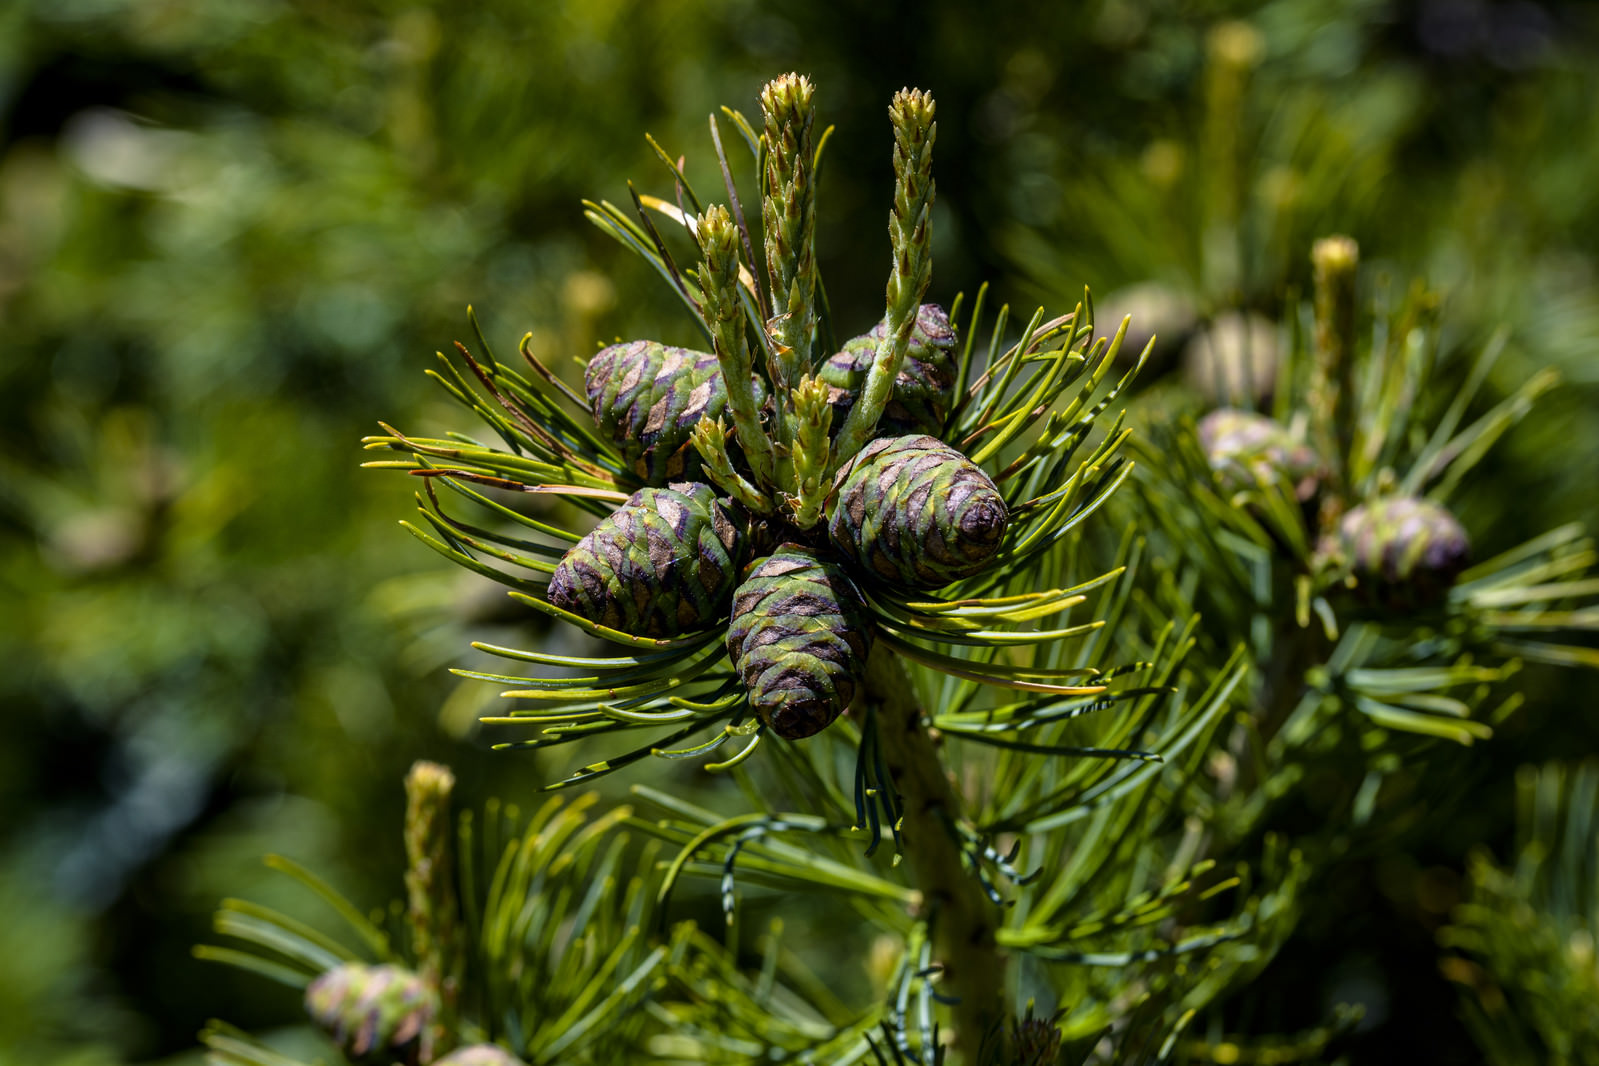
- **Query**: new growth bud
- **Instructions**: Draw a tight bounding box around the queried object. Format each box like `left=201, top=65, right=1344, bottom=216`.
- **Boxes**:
left=831, top=88, right=938, bottom=465
left=787, top=375, right=832, bottom=528
left=403, top=760, right=460, bottom=1047
left=759, top=73, right=819, bottom=388
left=697, top=202, right=742, bottom=272
left=1310, top=234, right=1360, bottom=484
left=696, top=205, right=775, bottom=486
left=689, top=416, right=771, bottom=514
left=886, top=88, right=937, bottom=318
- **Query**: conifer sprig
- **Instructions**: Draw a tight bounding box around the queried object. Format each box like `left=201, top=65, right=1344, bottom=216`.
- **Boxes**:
left=346, top=74, right=1273, bottom=1064
left=367, top=288, right=1150, bottom=793
left=198, top=786, right=669, bottom=1066
left=199, top=63, right=1599, bottom=1066
left=1133, top=244, right=1596, bottom=762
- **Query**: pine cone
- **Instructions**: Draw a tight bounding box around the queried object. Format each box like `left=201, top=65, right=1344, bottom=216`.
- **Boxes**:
left=304, top=963, right=437, bottom=1066
left=818, top=303, right=957, bottom=438
left=547, top=483, right=746, bottom=637
left=1333, top=495, right=1471, bottom=608
left=726, top=544, right=873, bottom=739
left=586, top=341, right=764, bottom=485
left=1183, top=311, right=1280, bottom=407
left=1197, top=408, right=1321, bottom=501
left=828, top=435, right=1008, bottom=589
left=435, top=1045, right=527, bottom=1066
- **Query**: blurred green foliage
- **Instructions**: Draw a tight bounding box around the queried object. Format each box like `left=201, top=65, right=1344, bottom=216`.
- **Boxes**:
left=1442, top=760, right=1599, bottom=1065
left=1, top=1, right=1595, bottom=1064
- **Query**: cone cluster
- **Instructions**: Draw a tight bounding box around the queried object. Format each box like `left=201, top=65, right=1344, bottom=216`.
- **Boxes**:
left=539, top=78, right=1009, bottom=740
left=553, top=308, right=1006, bottom=739
left=1193, top=238, right=1477, bottom=609
left=563, top=327, right=1011, bottom=733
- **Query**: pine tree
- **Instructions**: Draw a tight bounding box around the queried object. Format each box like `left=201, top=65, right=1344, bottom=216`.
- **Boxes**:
left=197, top=74, right=1598, bottom=1066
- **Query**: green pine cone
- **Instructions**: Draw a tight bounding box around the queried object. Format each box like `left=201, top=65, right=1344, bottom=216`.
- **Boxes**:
left=435, top=1046, right=528, bottom=1066
left=828, top=434, right=1008, bottom=589
left=818, top=303, right=957, bottom=438
left=1332, top=495, right=1471, bottom=608
left=1197, top=408, right=1321, bottom=501
left=547, top=483, right=746, bottom=637
left=586, top=340, right=765, bottom=485
left=726, top=544, right=873, bottom=739
left=304, top=963, right=437, bottom=1066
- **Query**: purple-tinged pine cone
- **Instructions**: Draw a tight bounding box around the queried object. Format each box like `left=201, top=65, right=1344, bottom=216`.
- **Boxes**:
left=828, top=435, right=1007, bottom=589
left=304, top=963, right=436, bottom=1066
left=727, top=545, right=873, bottom=739
left=585, top=341, right=764, bottom=485
left=1333, top=495, right=1471, bottom=608
left=1197, top=408, right=1322, bottom=502
left=547, top=483, right=745, bottom=637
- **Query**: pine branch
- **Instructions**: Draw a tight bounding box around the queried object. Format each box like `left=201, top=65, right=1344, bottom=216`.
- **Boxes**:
left=867, top=647, right=1011, bottom=1065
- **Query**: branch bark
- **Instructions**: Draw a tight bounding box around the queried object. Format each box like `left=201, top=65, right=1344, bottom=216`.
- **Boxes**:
left=866, top=646, right=1011, bottom=1064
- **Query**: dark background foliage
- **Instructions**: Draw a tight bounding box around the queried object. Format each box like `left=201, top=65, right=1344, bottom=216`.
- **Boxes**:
left=2, top=0, right=1595, bottom=1062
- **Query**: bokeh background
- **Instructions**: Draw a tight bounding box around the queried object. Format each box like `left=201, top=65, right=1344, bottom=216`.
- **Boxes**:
left=2, top=0, right=1595, bottom=1062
